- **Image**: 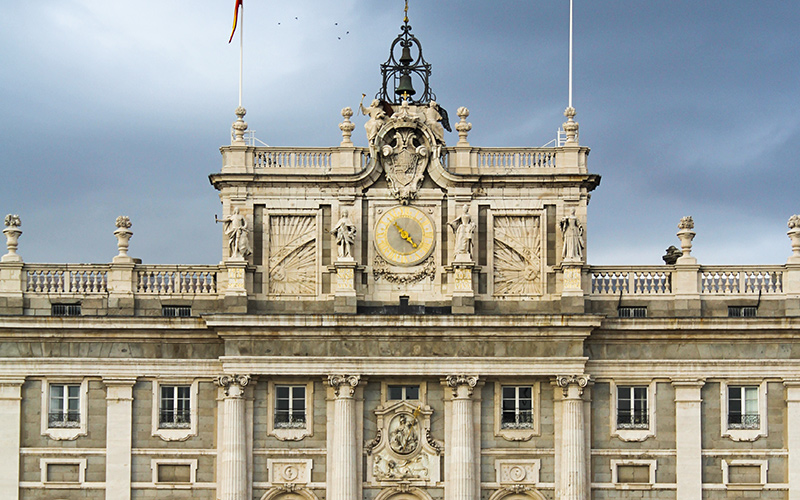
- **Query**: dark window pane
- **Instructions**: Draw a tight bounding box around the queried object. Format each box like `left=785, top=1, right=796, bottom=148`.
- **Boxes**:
left=406, top=386, right=419, bottom=400
left=276, top=386, right=290, bottom=399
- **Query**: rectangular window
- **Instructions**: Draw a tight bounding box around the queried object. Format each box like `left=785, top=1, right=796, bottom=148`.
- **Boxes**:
left=728, top=386, right=759, bottom=429
left=728, top=306, right=757, bottom=317
left=617, top=386, right=649, bottom=429
left=501, top=386, right=533, bottom=429
left=388, top=385, right=420, bottom=401
left=49, top=384, right=81, bottom=428
left=160, top=385, right=191, bottom=428
left=162, top=305, right=191, bottom=317
left=52, top=304, right=81, bottom=316
left=618, top=307, right=647, bottom=318
left=275, top=385, right=306, bottom=429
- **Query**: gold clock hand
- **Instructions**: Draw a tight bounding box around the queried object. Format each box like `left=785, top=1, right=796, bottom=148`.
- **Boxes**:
left=393, top=221, right=418, bottom=248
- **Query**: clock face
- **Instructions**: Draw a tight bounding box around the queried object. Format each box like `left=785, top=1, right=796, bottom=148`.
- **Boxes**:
left=374, top=206, right=436, bottom=267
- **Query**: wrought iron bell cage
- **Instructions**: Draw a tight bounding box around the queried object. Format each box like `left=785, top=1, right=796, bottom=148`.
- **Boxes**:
left=377, top=21, right=436, bottom=105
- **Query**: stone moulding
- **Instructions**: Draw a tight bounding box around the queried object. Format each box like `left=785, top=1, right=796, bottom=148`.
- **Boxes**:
left=372, top=254, right=436, bottom=284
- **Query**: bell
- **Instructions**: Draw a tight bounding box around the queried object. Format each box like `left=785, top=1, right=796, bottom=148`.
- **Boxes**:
left=395, top=73, right=416, bottom=97
left=399, top=46, right=413, bottom=66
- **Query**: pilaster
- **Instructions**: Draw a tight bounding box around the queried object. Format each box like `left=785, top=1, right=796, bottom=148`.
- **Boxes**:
left=223, top=260, right=248, bottom=313
left=327, top=375, right=361, bottom=500
left=108, top=262, right=135, bottom=315
left=445, top=375, right=479, bottom=500
left=0, top=262, right=23, bottom=315
left=672, top=379, right=705, bottom=500
left=104, top=378, right=136, bottom=500
left=333, top=259, right=357, bottom=314
left=555, top=375, right=589, bottom=500
left=218, top=374, right=250, bottom=500
left=0, top=378, right=24, bottom=500
left=785, top=381, right=800, bottom=500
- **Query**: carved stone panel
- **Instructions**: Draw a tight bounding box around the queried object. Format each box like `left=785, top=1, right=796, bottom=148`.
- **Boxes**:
left=493, top=216, right=542, bottom=296
left=494, top=459, right=541, bottom=485
left=268, top=215, right=317, bottom=295
left=267, top=458, right=312, bottom=485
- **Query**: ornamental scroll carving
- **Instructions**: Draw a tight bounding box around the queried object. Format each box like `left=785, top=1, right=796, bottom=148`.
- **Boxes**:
left=493, top=216, right=542, bottom=295
left=269, top=215, right=317, bottom=295
left=367, top=401, right=442, bottom=485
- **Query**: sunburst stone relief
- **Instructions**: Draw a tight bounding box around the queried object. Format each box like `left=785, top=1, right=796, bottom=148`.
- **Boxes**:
left=268, top=215, right=317, bottom=295
left=493, top=216, right=542, bottom=296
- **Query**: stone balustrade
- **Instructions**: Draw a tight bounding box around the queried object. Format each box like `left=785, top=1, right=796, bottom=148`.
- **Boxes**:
left=26, top=264, right=109, bottom=293
left=136, top=266, right=218, bottom=295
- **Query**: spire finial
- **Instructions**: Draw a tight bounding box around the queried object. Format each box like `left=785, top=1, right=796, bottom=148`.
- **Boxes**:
left=404, top=0, right=409, bottom=24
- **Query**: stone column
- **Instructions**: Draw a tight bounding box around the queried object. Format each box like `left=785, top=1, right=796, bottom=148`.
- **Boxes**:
left=105, top=378, right=136, bottom=500
left=327, top=375, right=361, bottom=500
left=446, top=375, right=479, bottom=500
left=556, top=375, right=589, bottom=500
left=785, top=381, right=800, bottom=500
left=672, top=379, right=704, bottom=500
left=218, top=374, right=250, bottom=500
left=0, top=378, right=23, bottom=500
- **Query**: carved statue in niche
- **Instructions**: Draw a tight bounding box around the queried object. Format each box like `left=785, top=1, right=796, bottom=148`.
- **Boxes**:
left=448, top=205, right=475, bottom=262
left=331, top=208, right=357, bottom=259
left=560, top=209, right=584, bottom=262
left=216, top=207, right=252, bottom=259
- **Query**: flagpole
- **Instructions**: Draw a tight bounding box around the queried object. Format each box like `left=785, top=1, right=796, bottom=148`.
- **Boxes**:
left=568, top=0, right=573, bottom=109
left=238, top=1, right=244, bottom=108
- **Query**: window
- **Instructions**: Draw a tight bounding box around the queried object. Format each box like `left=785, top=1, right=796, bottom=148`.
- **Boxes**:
left=494, top=382, right=539, bottom=441
left=268, top=380, right=314, bottom=441
left=159, top=385, right=191, bottom=428
left=610, top=381, right=656, bottom=442
left=728, top=306, right=757, bottom=317
left=151, top=380, right=198, bottom=441
left=501, top=386, right=533, bottom=429
left=617, top=386, right=648, bottom=429
left=41, top=379, right=88, bottom=440
left=720, top=381, right=767, bottom=442
left=275, top=385, right=306, bottom=429
left=618, top=307, right=646, bottom=318
left=52, top=304, right=81, bottom=316
left=162, top=305, right=191, bottom=317
left=388, top=385, right=419, bottom=401
left=49, top=384, right=81, bottom=428
left=728, top=386, right=759, bottom=429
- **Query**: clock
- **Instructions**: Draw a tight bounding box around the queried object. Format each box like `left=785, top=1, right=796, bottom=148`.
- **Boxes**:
left=374, top=205, right=436, bottom=266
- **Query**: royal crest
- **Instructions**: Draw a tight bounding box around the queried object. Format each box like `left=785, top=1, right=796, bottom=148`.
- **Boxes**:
left=380, top=128, right=429, bottom=204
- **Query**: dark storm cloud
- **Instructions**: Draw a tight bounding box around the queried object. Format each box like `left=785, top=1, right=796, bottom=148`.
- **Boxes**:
left=0, top=1, right=797, bottom=265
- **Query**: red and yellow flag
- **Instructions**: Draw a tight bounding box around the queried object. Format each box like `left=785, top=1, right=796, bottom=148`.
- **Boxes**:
left=228, top=0, right=243, bottom=43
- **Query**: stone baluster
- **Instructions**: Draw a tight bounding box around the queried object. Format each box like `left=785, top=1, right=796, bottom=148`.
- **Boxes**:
left=446, top=375, right=479, bottom=500
left=218, top=374, right=250, bottom=500
left=556, top=375, right=589, bottom=500
left=328, top=375, right=361, bottom=500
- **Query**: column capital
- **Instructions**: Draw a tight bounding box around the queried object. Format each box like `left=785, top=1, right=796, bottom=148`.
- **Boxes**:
left=555, top=374, right=590, bottom=398
left=328, top=374, right=360, bottom=397
left=446, top=375, right=479, bottom=398
left=217, top=374, right=250, bottom=398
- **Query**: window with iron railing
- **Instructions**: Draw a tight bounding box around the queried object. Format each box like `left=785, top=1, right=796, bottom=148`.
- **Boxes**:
left=162, top=306, right=191, bottom=318
left=159, top=385, right=191, bottom=428
left=52, top=304, right=81, bottom=317
left=49, top=384, right=81, bottom=428
left=501, top=386, right=533, bottom=429
left=617, top=386, right=649, bottom=429
left=618, top=307, right=647, bottom=318
left=275, top=385, right=306, bottom=429
left=728, top=386, right=760, bottom=429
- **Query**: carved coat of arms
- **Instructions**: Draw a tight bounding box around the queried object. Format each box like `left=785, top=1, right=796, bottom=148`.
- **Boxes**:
left=381, top=129, right=429, bottom=204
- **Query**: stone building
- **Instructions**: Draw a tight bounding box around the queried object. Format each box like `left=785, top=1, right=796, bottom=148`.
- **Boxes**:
left=1, top=12, right=800, bottom=500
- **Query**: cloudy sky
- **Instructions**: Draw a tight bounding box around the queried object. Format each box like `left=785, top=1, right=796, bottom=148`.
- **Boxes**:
left=1, top=1, right=798, bottom=266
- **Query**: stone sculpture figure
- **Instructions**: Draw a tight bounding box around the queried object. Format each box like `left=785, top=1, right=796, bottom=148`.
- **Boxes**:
left=216, top=208, right=252, bottom=259
left=448, top=204, right=475, bottom=261
left=423, top=101, right=445, bottom=144
left=389, top=414, right=419, bottom=455
left=359, top=96, right=387, bottom=145
left=331, top=208, right=357, bottom=259
left=560, top=209, right=584, bottom=262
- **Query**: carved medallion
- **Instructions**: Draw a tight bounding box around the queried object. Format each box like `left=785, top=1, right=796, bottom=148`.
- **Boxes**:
left=493, top=216, right=542, bottom=296
left=388, top=413, right=420, bottom=455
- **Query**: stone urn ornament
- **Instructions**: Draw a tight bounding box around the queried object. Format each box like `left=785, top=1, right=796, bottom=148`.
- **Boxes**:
left=676, top=216, right=696, bottom=264
left=113, top=216, right=134, bottom=263
left=2, top=214, right=22, bottom=262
